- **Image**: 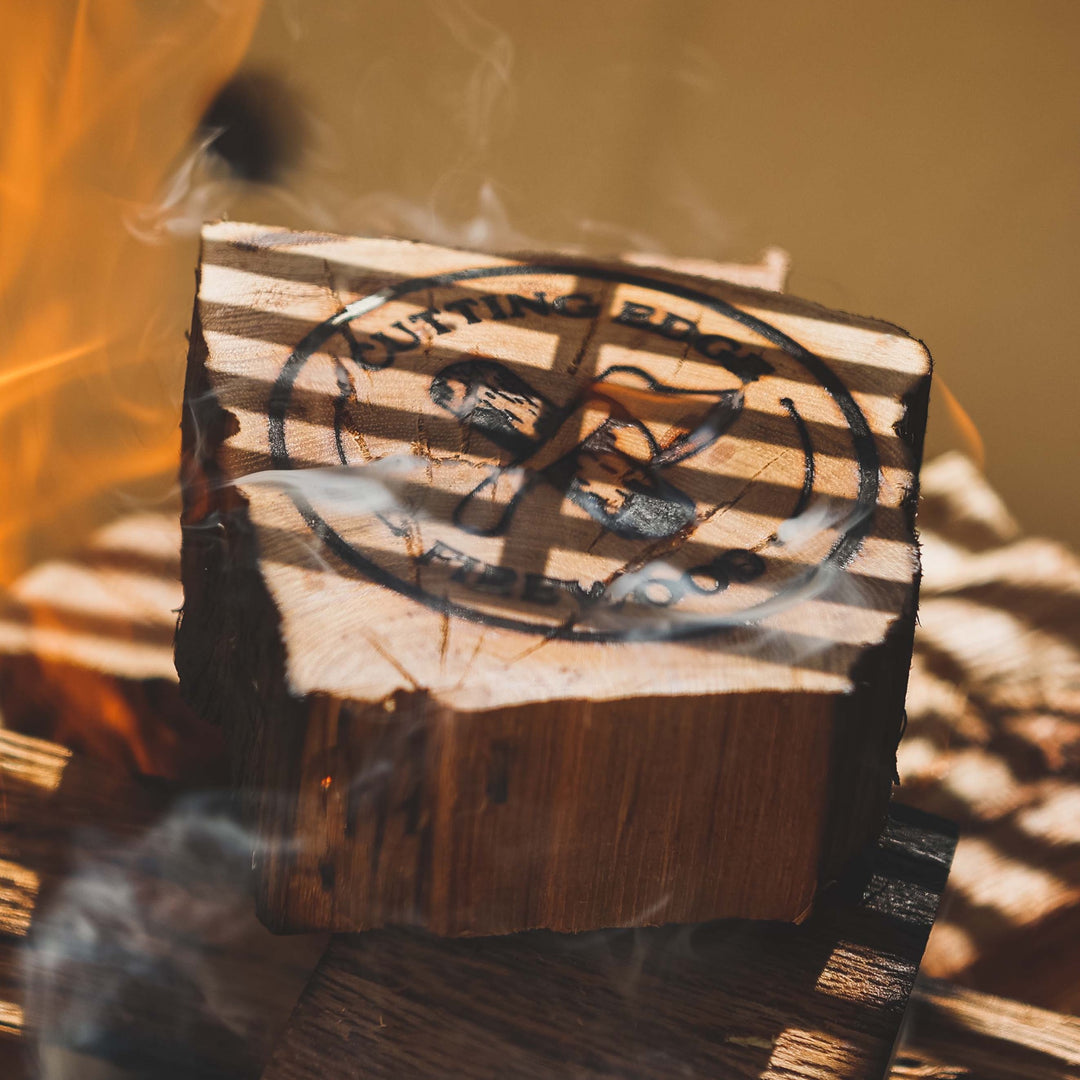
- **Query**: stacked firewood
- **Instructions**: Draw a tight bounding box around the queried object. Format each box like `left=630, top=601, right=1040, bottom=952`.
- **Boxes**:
left=899, top=452, right=1080, bottom=1014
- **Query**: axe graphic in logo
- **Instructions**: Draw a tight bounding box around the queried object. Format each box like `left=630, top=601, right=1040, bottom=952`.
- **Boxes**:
left=429, top=358, right=757, bottom=541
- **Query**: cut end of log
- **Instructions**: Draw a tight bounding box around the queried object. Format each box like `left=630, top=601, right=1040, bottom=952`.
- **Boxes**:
left=177, top=223, right=931, bottom=935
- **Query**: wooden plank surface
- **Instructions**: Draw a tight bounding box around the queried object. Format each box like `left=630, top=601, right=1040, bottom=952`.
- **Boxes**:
left=261, top=802, right=954, bottom=1080
left=178, top=223, right=931, bottom=935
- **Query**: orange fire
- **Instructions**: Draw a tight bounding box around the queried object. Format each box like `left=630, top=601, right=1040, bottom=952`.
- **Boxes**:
left=936, top=374, right=986, bottom=470
left=0, top=2, right=262, bottom=777
left=0, top=0, right=263, bottom=583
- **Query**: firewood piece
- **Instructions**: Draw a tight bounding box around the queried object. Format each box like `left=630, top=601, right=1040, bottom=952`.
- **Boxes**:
left=891, top=978, right=1080, bottom=1080
left=260, top=802, right=954, bottom=1080
left=0, top=512, right=225, bottom=782
left=0, top=729, right=325, bottom=1080
left=178, top=223, right=932, bottom=935
left=898, top=452, right=1080, bottom=1013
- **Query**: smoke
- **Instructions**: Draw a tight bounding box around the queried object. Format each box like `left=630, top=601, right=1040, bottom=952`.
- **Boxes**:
left=124, top=130, right=240, bottom=243
left=125, top=67, right=325, bottom=245
left=431, top=0, right=515, bottom=156
left=22, top=791, right=326, bottom=1080
left=773, top=497, right=847, bottom=549
left=329, top=1, right=526, bottom=253
left=346, top=179, right=536, bottom=254
left=591, top=497, right=877, bottom=655
left=236, top=445, right=877, bottom=659
left=239, top=455, right=421, bottom=519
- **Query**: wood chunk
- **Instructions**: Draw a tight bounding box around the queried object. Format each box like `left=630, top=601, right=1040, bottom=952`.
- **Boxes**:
left=0, top=513, right=225, bottom=782
left=178, top=222, right=932, bottom=935
left=260, top=803, right=955, bottom=1080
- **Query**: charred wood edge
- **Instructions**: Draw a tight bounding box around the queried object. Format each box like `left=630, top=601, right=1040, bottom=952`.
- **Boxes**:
left=819, top=348, right=933, bottom=890
left=176, top=268, right=306, bottom=929
left=892, top=977, right=1080, bottom=1080
left=260, top=802, right=956, bottom=1080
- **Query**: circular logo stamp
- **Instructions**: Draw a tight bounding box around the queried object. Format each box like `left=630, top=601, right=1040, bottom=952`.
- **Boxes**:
left=268, top=264, right=878, bottom=641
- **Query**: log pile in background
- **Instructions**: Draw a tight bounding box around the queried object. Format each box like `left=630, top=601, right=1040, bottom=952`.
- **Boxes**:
left=892, top=978, right=1080, bottom=1080
left=3, top=727, right=1074, bottom=1080
left=901, top=452, right=1080, bottom=1013
left=0, top=451, right=1075, bottom=1073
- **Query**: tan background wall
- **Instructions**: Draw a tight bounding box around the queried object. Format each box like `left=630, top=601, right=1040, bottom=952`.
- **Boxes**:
left=236, top=0, right=1080, bottom=545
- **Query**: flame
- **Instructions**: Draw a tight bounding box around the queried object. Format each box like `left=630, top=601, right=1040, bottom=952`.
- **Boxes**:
left=936, top=374, right=986, bottom=470
left=0, top=0, right=263, bottom=583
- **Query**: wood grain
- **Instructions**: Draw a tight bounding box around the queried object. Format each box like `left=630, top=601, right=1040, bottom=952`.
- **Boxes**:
left=0, top=728, right=325, bottom=1080
left=899, top=453, right=1080, bottom=1013
left=892, top=978, right=1080, bottom=1080
left=177, top=223, right=932, bottom=934
left=261, top=802, right=955, bottom=1080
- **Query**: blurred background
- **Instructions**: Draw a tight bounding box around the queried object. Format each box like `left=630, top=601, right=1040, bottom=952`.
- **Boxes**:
left=1, top=0, right=1078, bottom=579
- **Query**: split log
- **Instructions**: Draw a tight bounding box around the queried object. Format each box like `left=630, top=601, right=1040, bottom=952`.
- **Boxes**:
left=899, top=453, right=1080, bottom=1013
left=178, top=222, right=931, bottom=935
left=260, top=803, right=955, bottom=1080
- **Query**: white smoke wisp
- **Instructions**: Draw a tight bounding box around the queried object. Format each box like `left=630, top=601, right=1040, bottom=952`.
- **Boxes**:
left=124, top=131, right=339, bottom=246
left=430, top=0, right=515, bottom=156
left=347, top=179, right=537, bottom=254
left=22, top=792, right=327, bottom=1080
left=238, top=456, right=419, bottom=519
left=772, top=497, right=849, bottom=549
left=234, top=454, right=440, bottom=573
left=591, top=497, right=877, bottom=658
left=233, top=460, right=875, bottom=668
left=123, top=129, right=241, bottom=244
left=340, top=2, right=527, bottom=254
